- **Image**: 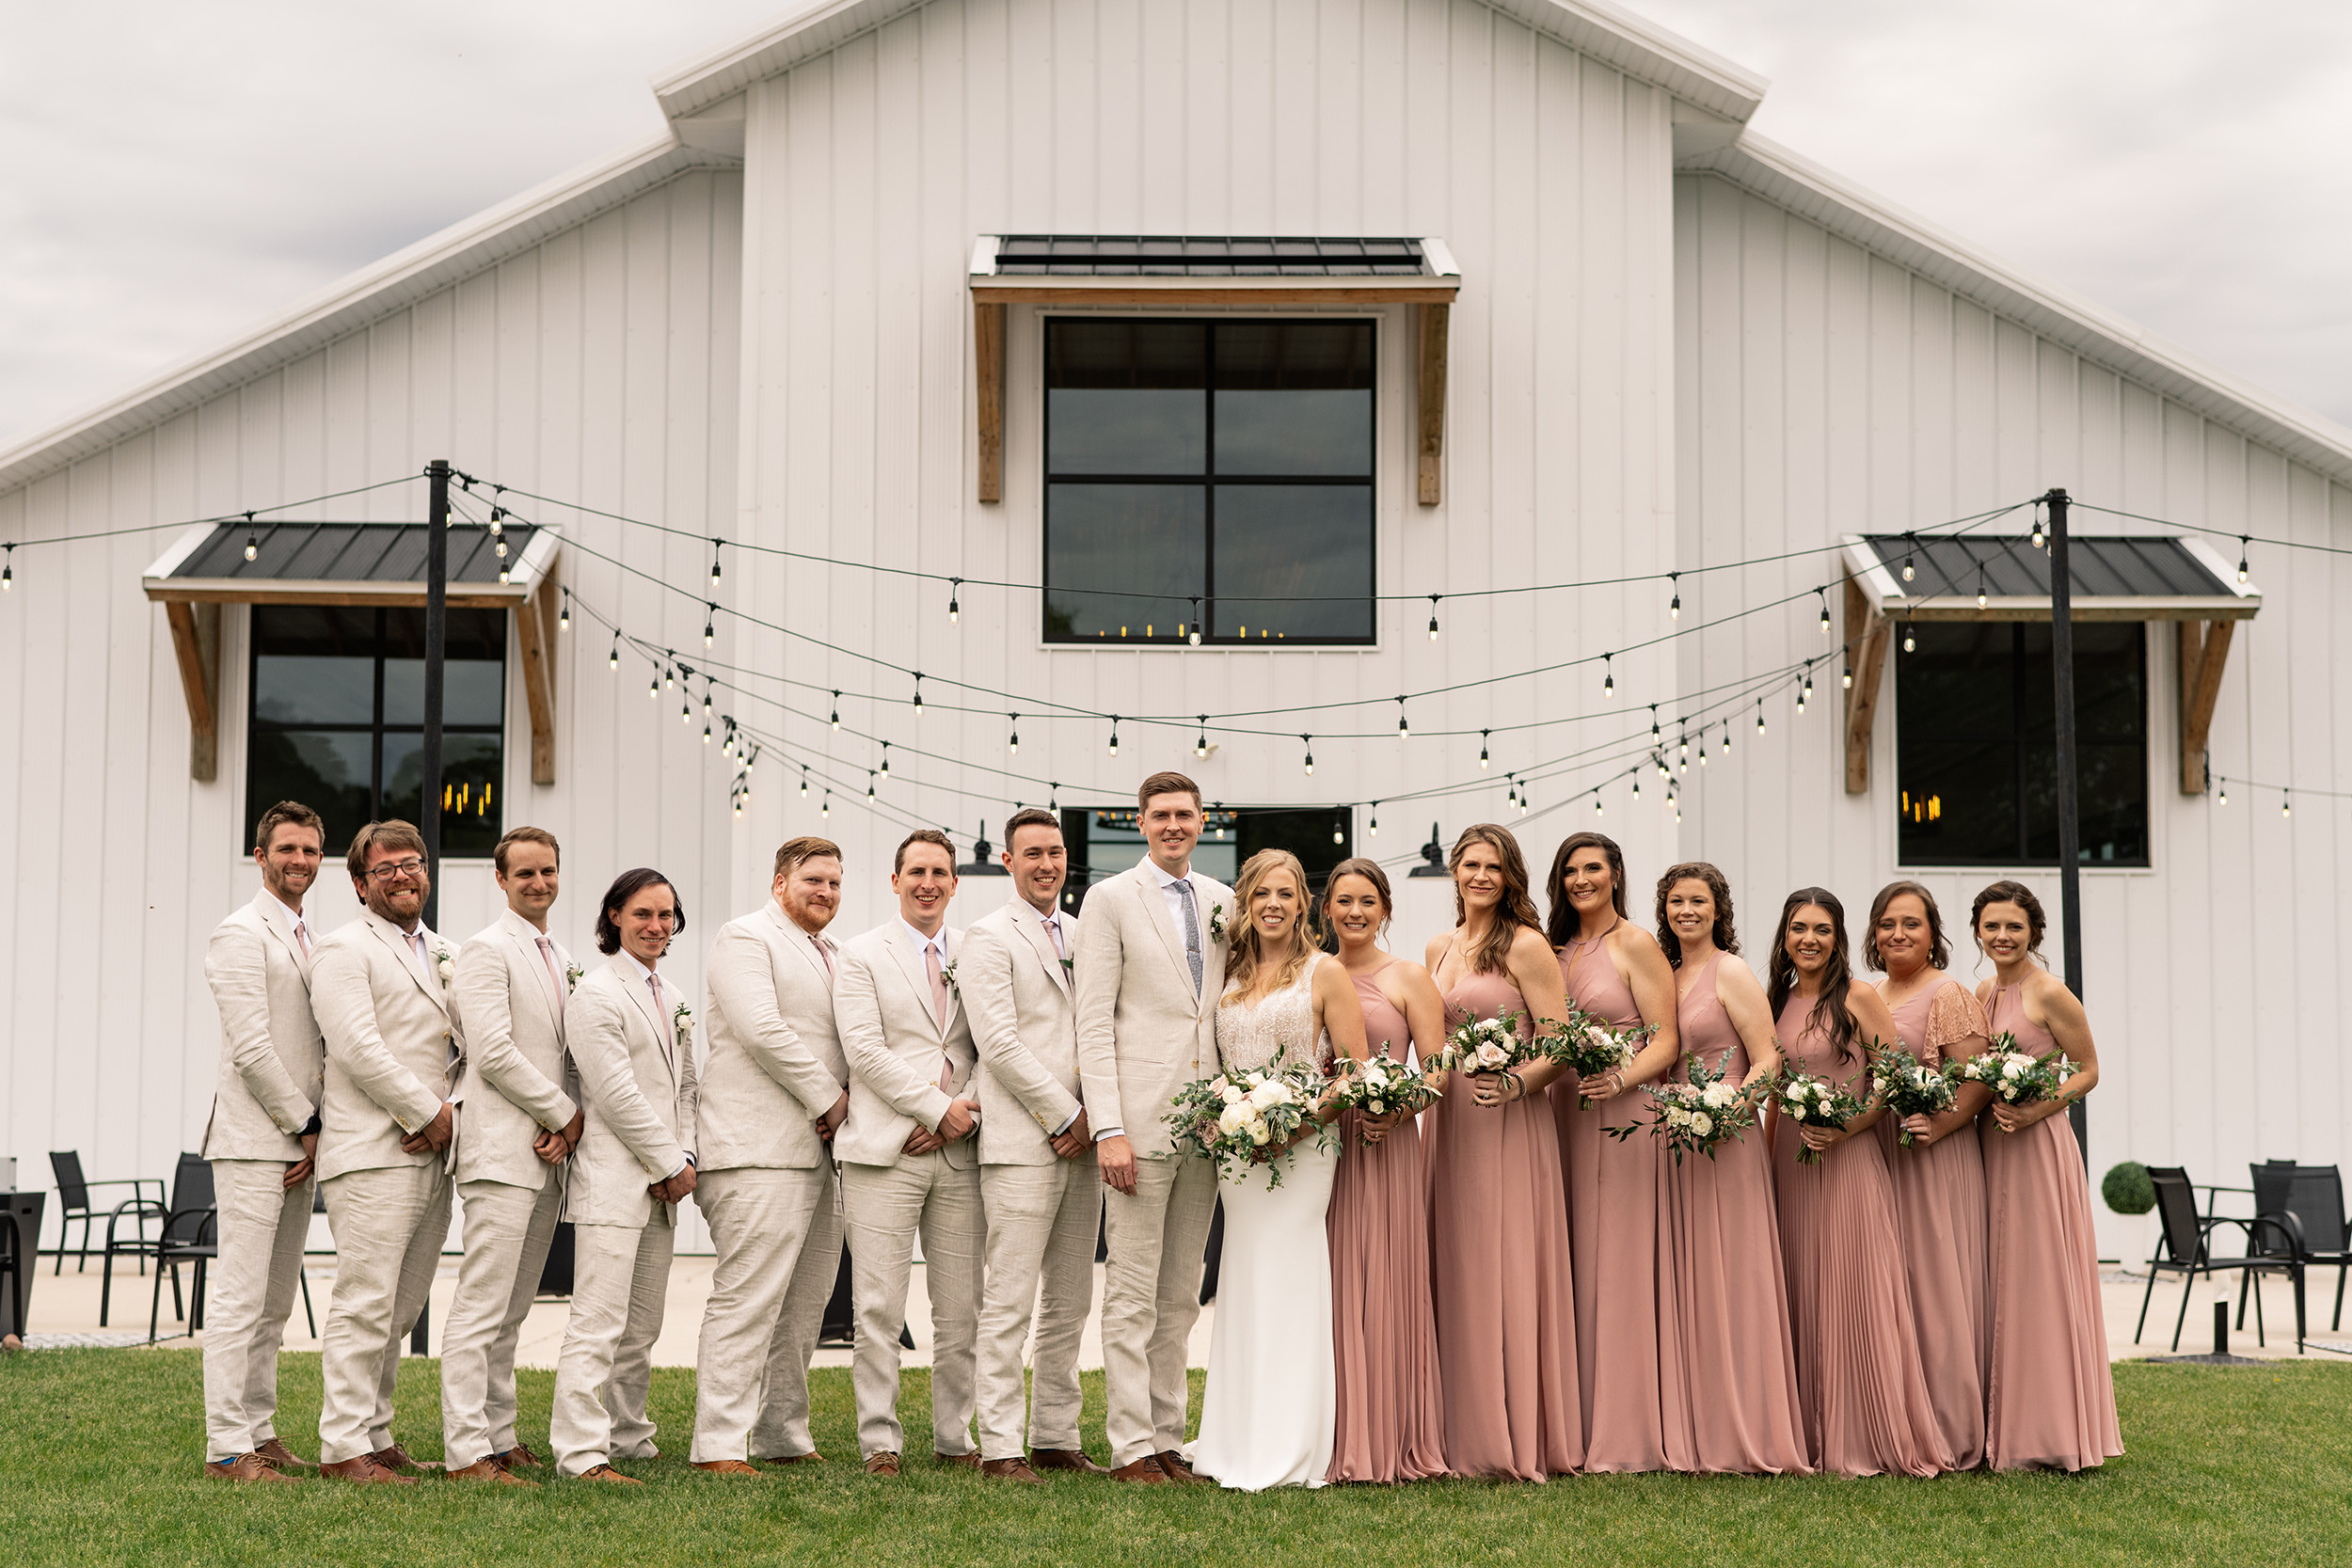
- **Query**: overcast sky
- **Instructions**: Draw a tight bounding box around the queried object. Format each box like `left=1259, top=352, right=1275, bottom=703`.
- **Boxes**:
left=4, top=0, right=2349, bottom=450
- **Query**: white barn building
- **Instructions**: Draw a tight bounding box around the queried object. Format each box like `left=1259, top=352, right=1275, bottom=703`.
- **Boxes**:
left=1, top=0, right=2343, bottom=1263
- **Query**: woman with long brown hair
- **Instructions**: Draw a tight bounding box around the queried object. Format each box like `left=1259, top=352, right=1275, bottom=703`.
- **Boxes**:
left=1320, top=858, right=1449, bottom=1482
left=1654, top=863, right=1809, bottom=1474
left=1766, top=888, right=1947, bottom=1477
left=1421, top=826, right=1581, bottom=1479
left=1544, top=832, right=1686, bottom=1473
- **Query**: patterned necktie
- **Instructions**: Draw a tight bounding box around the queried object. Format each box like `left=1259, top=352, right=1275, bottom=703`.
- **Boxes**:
left=1175, top=879, right=1203, bottom=996
left=813, top=933, right=835, bottom=979
left=293, top=918, right=311, bottom=958
left=925, top=940, right=954, bottom=1091
left=1044, top=912, right=1065, bottom=961
left=536, top=936, right=564, bottom=1021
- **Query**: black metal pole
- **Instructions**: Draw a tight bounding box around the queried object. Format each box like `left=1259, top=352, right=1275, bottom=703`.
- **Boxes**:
left=421, top=459, right=448, bottom=932
left=2045, top=487, right=2089, bottom=1165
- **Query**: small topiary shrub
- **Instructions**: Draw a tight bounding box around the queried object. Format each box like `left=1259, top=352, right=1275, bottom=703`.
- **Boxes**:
left=2103, top=1160, right=2155, bottom=1215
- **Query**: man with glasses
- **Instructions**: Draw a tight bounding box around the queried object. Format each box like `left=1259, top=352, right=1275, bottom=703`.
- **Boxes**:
left=308, top=820, right=460, bottom=1484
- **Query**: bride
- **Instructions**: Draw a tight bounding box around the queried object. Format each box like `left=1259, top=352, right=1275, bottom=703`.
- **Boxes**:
left=1190, top=849, right=1370, bottom=1491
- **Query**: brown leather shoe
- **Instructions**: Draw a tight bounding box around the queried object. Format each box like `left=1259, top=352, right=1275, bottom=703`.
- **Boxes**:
left=370, top=1443, right=427, bottom=1475
left=1108, top=1454, right=1171, bottom=1483
left=755, top=1450, right=823, bottom=1467
left=321, top=1455, right=418, bottom=1485
left=493, top=1442, right=543, bottom=1471
left=446, top=1458, right=534, bottom=1486
left=864, top=1451, right=902, bottom=1477
left=691, top=1459, right=763, bottom=1476
left=1029, top=1447, right=1110, bottom=1475
left=578, top=1464, right=643, bottom=1486
left=980, top=1457, right=1043, bottom=1483
left=251, top=1436, right=316, bottom=1472
left=209, top=1453, right=299, bottom=1484
left=934, top=1449, right=981, bottom=1471
left=1156, top=1449, right=1209, bottom=1484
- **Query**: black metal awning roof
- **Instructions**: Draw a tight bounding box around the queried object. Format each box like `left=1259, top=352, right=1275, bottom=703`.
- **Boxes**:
left=988, top=234, right=1436, bottom=277
left=1844, top=533, right=2258, bottom=621
left=142, top=520, right=558, bottom=608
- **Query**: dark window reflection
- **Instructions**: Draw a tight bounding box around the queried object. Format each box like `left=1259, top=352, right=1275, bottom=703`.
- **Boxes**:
left=1042, top=485, right=1205, bottom=641
left=1211, top=486, right=1374, bottom=641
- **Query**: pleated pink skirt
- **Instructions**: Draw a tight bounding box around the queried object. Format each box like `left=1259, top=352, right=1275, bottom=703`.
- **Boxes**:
left=1327, top=1109, right=1449, bottom=1482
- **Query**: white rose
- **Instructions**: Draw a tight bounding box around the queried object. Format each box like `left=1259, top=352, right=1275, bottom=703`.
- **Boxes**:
left=1701, top=1084, right=1736, bottom=1109
left=1691, top=1112, right=1713, bottom=1138
left=1220, top=1085, right=1246, bottom=1105
left=1475, top=1041, right=1509, bottom=1070
left=1247, top=1119, right=1271, bottom=1146
left=2000, top=1060, right=2024, bottom=1081
left=1368, top=1099, right=1388, bottom=1116
left=1217, top=1103, right=1252, bottom=1137
left=1666, top=1106, right=1691, bottom=1128
left=1248, top=1078, right=1288, bottom=1110
left=1364, top=1066, right=1391, bottom=1090
left=1784, top=1096, right=1804, bottom=1115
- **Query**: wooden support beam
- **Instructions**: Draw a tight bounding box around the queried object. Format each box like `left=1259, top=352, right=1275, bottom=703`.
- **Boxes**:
left=1417, top=302, right=1449, bottom=506
left=166, top=600, right=221, bottom=782
left=2178, top=618, right=2234, bottom=794
left=975, top=300, right=1007, bottom=503
left=1844, top=571, right=1890, bottom=794
left=515, top=568, right=559, bottom=786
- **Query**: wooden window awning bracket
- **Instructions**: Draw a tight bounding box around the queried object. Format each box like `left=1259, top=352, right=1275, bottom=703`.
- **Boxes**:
left=166, top=601, right=221, bottom=782
left=2178, top=619, right=2234, bottom=794
left=1844, top=570, right=1890, bottom=794
left=514, top=561, right=561, bottom=786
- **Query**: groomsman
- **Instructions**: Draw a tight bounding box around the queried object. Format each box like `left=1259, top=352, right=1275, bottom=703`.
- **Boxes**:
left=832, top=829, right=983, bottom=1477
left=1073, top=771, right=1229, bottom=1484
left=961, top=809, right=1103, bottom=1482
left=309, top=820, right=459, bottom=1484
left=551, top=869, right=700, bottom=1483
left=199, top=800, right=329, bottom=1482
left=440, top=827, right=581, bottom=1484
left=689, top=837, right=852, bottom=1475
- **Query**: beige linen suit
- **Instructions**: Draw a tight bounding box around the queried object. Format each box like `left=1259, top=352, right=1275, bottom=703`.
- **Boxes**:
left=690, top=901, right=851, bottom=1464
left=440, top=909, right=580, bottom=1469
left=961, top=898, right=1101, bottom=1462
left=551, top=956, right=698, bottom=1477
left=1072, top=860, right=1230, bottom=1467
left=834, top=921, right=984, bottom=1460
left=199, top=891, right=326, bottom=1464
left=309, top=910, right=460, bottom=1465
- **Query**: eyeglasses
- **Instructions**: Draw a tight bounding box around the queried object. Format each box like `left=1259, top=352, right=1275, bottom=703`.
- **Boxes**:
left=366, top=858, right=427, bottom=881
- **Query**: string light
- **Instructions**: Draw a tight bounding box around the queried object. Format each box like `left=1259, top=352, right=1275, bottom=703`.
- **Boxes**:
left=1505, top=773, right=1518, bottom=809
left=1049, top=783, right=1059, bottom=812
left=1668, top=572, right=1680, bottom=620
left=2217, top=777, right=2227, bottom=806
left=1332, top=817, right=1345, bottom=845
left=703, top=719, right=713, bottom=745
left=709, top=538, right=723, bottom=589
left=1188, top=597, right=1202, bottom=646
left=664, top=661, right=675, bottom=690
left=1397, top=696, right=1409, bottom=740
left=867, top=772, right=878, bottom=800
left=2282, top=788, right=2291, bottom=819
left=1632, top=772, right=1641, bottom=801
left=1818, top=589, right=1832, bottom=635
left=1107, top=718, right=1120, bottom=758
left=947, top=578, right=961, bottom=625
left=1976, top=563, right=1988, bottom=610
left=1650, top=705, right=1661, bottom=742
left=821, top=789, right=832, bottom=817
left=2031, top=508, right=2045, bottom=549
left=1302, top=736, right=1315, bottom=777
left=879, top=741, right=891, bottom=778
left=1756, top=700, right=1766, bottom=737
left=1008, top=714, right=1020, bottom=754
left=830, top=691, right=840, bottom=729
left=243, top=512, right=258, bottom=562
left=680, top=688, right=692, bottom=724
left=1900, top=533, right=1916, bottom=583
left=1902, top=621, right=1916, bottom=655
left=1369, top=802, right=1379, bottom=837
left=648, top=669, right=660, bottom=700
left=1479, top=730, right=1491, bottom=768
left=1, top=543, right=11, bottom=591
left=800, top=764, right=809, bottom=797
left=1802, top=668, right=1815, bottom=708
left=703, top=681, right=714, bottom=717
left=1601, top=654, right=1614, bottom=699
left=608, top=632, right=620, bottom=670
left=2238, top=536, right=2250, bottom=584
left=558, top=588, right=571, bottom=631
left=913, top=673, right=924, bottom=717
left=1594, top=793, right=1604, bottom=817
left=1842, top=658, right=1852, bottom=690
left=1428, top=594, right=1441, bottom=641
left=1656, top=751, right=1670, bottom=778
left=1678, top=729, right=1690, bottom=772
left=1722, top=726, right=1732, bottom=756
left=704, top=603, right=716, bottom=648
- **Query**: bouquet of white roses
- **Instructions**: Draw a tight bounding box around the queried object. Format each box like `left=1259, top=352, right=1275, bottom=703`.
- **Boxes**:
left=1166, top=1059, right=1335, bottom=1188
left=1605, top=1051, right=1756, bottom=1164
left=1428, top=1010, right=1543, bottom=1078
left=1952, top=1034, right=2076, bottom=1107
left=1540, top=1007, right=1656, bottom=1106
left=1328, top=1045, right=1440, bottom=1132
left=1869, top=1041, right=1956, bottom=1146
left=1772, top=1064, right=1867, bottom=1166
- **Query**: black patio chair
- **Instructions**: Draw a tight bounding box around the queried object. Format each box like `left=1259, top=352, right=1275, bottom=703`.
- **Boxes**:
left=2249, top=1163, right=2350, bottom=1352
left=48, top=1151, right=163, bottom=1275
left=2135, top=1165, right=2302, bottom=1352
left=151, top=1200, right=219, bottom=1345
left=102, top=1153, right=208, bottom=1327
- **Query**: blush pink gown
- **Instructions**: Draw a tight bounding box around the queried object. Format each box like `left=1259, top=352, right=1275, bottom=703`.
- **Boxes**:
left=1325, top=960, right=1448, bottom=1482
left=1555, top=925, right=1690, bottom=1472
left=1661, top=954, right=1810, bottom=1473
left=1980, top=984, right=2124, bottom=1471
left=1771, top=992, right=1951, bottom=1478
left=1877, top=978, right=1992, bottom=1470
left=1423, top=967, right=1581, bottom=1479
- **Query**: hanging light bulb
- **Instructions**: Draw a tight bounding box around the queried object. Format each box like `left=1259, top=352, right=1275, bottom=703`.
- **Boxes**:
left=243, top=512, right=259, bottom=562
left=1900, top=535, right=1915, bottom=583
left=559, top=589, right=571, bottom=632
left=1107, top=718, right=1120, bottom=757
left=609, top=632, right=621, bottom=670
left=2217, top=777, right=2226, bottom=805
left=1332, top=818, right=1345, bottom=845
left=1397, top=696, right=1409, bottom=740
left=912, top=674, right=924, bottom=717
left=1977, top=564, right=1988, bottom=610
left=1632, top=774, right=1641, bottom=800
left=1048, top=782, right=1060, bottom=813
left=649, top=670, right=660, bottom=701
left=1842, top=659, right=1853, bottom=689
left=1369, top=803, right=1379, bottom=837
left=2237, top=537, right=2250, bottom=584
left=1722, top=726, right=1732, bottom=756
left=703, top=685, right=714, bottom=718
left=1594, top=794, right=1603, bottom=817
left=1656, top=752, right=1669, bottom=778
left=1479, top=730, right=1491, bottom=768
left=1187, top=597, right=1202, bottom=646
left=709, top=539, right=723, bottom=589
left=1504, top=773, right=1518, bottom=808
left=1, top=543, right=12, bottom=590
left=1818, top=589, right=1832, bottom=635
left=1756, top=701, right=1766, bottom=737
left=830, top=691, right=841, bottom=730
left=1008, top=714, right=1020, bottom=754
left=703, top=721, right=713, bottom=745
left=1902, top=624, right=1915, bottom=655
left=800, top=764, right=809, bottom=797
left=1601, top=654, right=1614, bottom=699
left=498, top=562, right=511, bottom=585
left=1668, top=572, right=1680, bottom=621
left=493, top=534, right=508, bottom=559
left=2281, top=789, right=2291, bottom=819
left=879, top=742, right=891, bottom=778
left=1650, top=705, right=1661, bottom=742
left=681, top=689, right=692, bottom=724
left=947, top=578, right=961, bottom=625
left=1196, top=717, right=1210, bottom=759
left=704, top=605, right=716, bottom=648
left=1678, top=731, right=1690, bottom=771
left=1803, top=670, right=1815, bottom=706
left=867, top=772, right=877, bottom=800
left=1427, top=594, right=1441, bottom=641
left=664, top=663, right=675, bottom=690
left=2031, top=510, right=2045, bottom=550
left=821, top=789, right=832, bottom=818
left=1302, top=736, right=1315, bottom=777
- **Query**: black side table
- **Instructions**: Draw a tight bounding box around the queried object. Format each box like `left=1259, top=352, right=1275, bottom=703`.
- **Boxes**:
left=1, top=1192, right=45, bottom=1337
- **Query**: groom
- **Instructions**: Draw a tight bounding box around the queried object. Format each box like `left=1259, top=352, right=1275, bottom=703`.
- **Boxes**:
left=1072, top=770, right=1229, bottom=1484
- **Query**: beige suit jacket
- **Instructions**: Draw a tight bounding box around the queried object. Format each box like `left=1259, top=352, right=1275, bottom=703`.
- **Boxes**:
left=564, top=957, right=699, bottom=1228
left=697, top=901, right=849, bottom=1172
left=961, top=900, right=1083, bottom=1167
left=833, top=922, right=979, bottom=1172
left=200, top=891, right=326, bottom=1161
left=450, top=909, right=580, bottom=1191
left=311, top=910, right=459, bottom=1182
left=1072, top=861, right=1230, bottom=1159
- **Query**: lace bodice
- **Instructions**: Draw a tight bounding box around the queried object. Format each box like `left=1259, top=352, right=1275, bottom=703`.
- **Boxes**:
left=1216, top=952, right=1332, bottom=1075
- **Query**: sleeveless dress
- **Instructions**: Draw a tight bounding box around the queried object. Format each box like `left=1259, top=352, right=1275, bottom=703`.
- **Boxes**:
left=1771, top=990, right=1951, bottom=1477
left=1980, top=984, right=2123, bottom=1471
left=1423, top=964, right=1581, bottom=1479
left=1556, top=926, right=1689, bottom=1472
left=1325, top=959, right=1449, bottom=1482
left=1661, top=954, right=1810, bottom=1474
left=1877, top=978, right=1992, bottom=1469
left=1192, top=953, right=1341, bottom=1491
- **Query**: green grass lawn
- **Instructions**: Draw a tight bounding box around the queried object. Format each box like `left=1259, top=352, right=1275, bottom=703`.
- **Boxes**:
left=2, top=1351, right=2346, bottom=1566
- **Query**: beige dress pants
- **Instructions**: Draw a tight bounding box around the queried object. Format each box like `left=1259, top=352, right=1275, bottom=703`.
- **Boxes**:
left=1101, top=1151, right=1216, bottom=1466
left=317, top=1162, right=453, bottom=1465
left=842, top=1152, right=984, bottom=1460
left=440, top=1177, right=563, bottom=1468
left=690, top=1164, right=840, bottom=1463
left=550, top=1212, right=675, bottom=1476
left=976, top=1158, right=1102, bottom=1460
left=202, top=1158, right=314, bottom=1462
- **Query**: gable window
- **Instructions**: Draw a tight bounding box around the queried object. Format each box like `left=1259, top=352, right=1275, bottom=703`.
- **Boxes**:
left=246, top=605, right=506, bottom=857
left=1895, top=622, right=2148, bottom=866
left=1042, top=318, right=1375, bottom=644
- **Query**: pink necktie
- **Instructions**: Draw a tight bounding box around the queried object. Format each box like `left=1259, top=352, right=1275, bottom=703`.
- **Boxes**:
left=926, top=942, right=949, bottom=1032
left=409, top=931, right=430, bottom=966
left=536, top=936, right=564, bottom=1020
left=814, top=934, right=835, bottom=979
left=1044, top=914, right=1065, bottom=961
left=294, top=919, right=311, bottom=958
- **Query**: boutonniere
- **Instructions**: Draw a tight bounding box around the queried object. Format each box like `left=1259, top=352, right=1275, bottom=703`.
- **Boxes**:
left=434, top=943, right=456, bottom=989
left=940, top=958, right=960, bottom=993
left=673, top=1001, right=695, bottom=1053
left=1061, top=957, right=1074, bottom=975
left=565, top=960, right=584, bottom=994
left=1207, top=904, right=1227, bottom=942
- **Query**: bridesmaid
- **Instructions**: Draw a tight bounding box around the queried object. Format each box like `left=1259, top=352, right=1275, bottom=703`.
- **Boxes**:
left=1867, top=880, right=1994, bottom=1471
left=1422, top=826, right=1581, bottom=1480
left=1971, top=881, right=2123, bottom=1472
left=1766, top=888, right=1950, bottom=1478
left=1655, top=863, right=1810, bottom=1475
left=1322, top=858, right=1449, bottom=1483
left=1545, top=833, right=1688, bottom=1473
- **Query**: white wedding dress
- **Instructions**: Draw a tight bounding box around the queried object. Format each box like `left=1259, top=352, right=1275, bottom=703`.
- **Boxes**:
left=1190, top=952, right=1339, bottom=1491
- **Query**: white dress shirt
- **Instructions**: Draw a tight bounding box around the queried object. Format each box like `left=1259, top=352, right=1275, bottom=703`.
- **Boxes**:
left=260, top=887, right=312, bottom=954
left=898, top=917, right=951, bottom=972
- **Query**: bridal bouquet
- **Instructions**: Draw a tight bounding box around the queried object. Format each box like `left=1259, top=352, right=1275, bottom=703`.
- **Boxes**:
left=1772, top=1064, right=1867, bottom=1165
left=1167, top=1061, right=1335, bottom=1189
left=1604, top=1052, right=1756, bottom=1164
left=1541, top=1009, right=1656, bottom=1107
left=1328, top=1046, right=1440, bottom=1129
left=1869, top=1042, right=1956, bottom=1146
left=1429, top=1011, right=1543, bottom=1077
left=1952, top=1035, right=2076, bottom=1107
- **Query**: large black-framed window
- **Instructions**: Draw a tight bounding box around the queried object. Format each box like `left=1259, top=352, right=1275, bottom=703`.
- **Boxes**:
left=1043, top=318, right=1375, bottom=644
left=246, top=605, right=506, bottom=858
left=1895, top=621, right=2148, bottom=866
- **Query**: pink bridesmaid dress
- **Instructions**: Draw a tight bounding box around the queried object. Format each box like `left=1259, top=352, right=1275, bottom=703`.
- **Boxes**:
left=1422, top=968, right=1581, bottom=1479
left=1878, top=979, right=1993, bottom=1469
left=1325, top=961, right=1449, bottom=1482
left=1771, top=993, right=1951, bottom=1478
left=1555, top=925, right=1691, bottom=1472
left=1660, top=955, right=1810, bottom=1473
left=1980, top=985, right=2123, bottom=1471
